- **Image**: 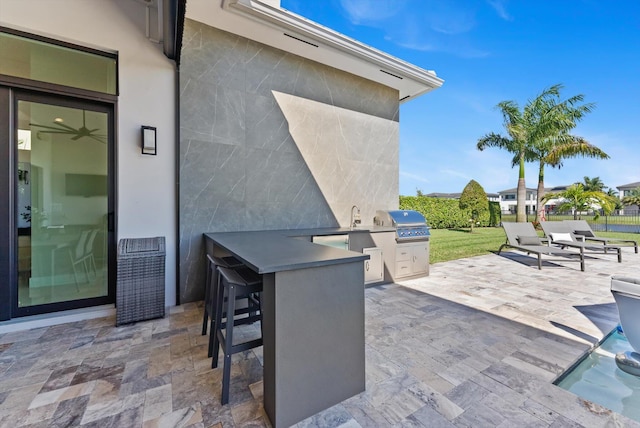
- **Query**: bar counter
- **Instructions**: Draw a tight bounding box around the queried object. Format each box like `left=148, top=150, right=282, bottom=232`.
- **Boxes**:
left=204, top=229, right=371, bottom=427
left=204, top=229, right=371, bottom=273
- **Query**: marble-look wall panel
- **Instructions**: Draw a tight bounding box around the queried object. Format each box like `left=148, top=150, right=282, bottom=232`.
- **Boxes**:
left=243, top=36, right=398, bottom=122
left=180, top=80, right=246, bottom=144
left=181, top=139, right=246, bottom=204
left=272, top=90, right=399, bottom=224
left=179, top=19, right=400, bottom=301
left=180, top=21, right=247, bottom=93
left=244, top=148, right=322, bottom=204
left=245, top=92, right=297, bottom=153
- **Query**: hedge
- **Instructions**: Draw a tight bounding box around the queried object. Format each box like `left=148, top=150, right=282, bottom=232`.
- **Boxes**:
left=399, top=196, right=501, bottom=229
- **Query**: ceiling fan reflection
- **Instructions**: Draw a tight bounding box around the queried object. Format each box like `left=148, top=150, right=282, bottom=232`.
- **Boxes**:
left=30, top=110, right=106, bottom=144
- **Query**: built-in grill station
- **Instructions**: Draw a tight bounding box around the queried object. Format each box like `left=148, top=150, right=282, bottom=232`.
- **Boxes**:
left=374, top=210, right=430, bottom=242
left=373, top=209, right=430, bottom=279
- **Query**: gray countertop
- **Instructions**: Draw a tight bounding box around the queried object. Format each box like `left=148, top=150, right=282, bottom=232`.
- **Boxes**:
left=205, top=227, right=393, bottom=274
left=284, top=226, right=396, bottom=237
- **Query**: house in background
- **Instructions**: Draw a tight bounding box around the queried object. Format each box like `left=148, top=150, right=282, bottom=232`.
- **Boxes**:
left=497, top=187, right=538, bottom=214
left=497, top=185, right=574, bottom=215
left=618, top=181, right=640, bottom=213
left=0, top=0, right=442, bottom=325
left=538, top=185, right=571, bottom=214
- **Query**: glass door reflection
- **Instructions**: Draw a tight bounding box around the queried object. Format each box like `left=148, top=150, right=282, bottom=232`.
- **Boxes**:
left=17, top=101, right=109, bottom=308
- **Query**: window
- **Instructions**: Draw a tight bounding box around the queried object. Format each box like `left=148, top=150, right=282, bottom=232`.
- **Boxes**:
left=0, top=29, right=117, bottom=95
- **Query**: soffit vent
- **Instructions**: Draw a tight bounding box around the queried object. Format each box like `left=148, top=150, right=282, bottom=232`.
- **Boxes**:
left=380, top=69, right=403, bottom=80
left=283, top=33, right=319, bottom=48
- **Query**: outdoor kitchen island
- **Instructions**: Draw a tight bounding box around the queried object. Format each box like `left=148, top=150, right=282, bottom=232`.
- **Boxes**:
left=204, top=229, right=371, bottom=427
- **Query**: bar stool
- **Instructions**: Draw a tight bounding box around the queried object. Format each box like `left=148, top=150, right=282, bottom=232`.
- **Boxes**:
left=204, top=256, right=263, bottom=358
left=201, top=255, right=243, bottom=336
left=212, top=265, right=263, bottom=405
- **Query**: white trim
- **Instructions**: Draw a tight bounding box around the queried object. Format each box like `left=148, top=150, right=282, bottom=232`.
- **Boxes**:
left=0, top=305, right=115, bottom=334
left=225, top=0, right=443, bottom=88
left=0, top=21, right=119, bottom=55
left=188, top=0, right=443, bottom=101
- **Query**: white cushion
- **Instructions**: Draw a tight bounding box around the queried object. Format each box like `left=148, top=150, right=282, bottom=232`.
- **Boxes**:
left=550, top=232, right=573, bottom=243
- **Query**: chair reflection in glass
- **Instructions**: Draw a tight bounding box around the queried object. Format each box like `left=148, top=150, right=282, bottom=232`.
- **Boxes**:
left=69, top=228, right=100, bottom=289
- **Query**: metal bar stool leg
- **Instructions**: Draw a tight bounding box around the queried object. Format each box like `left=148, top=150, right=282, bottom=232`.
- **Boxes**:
left=211, top=267, right=226, bottom=369
left=220, top=281, right=236, bottom=405
left=207, top=265, right=221, bottom=358
left=201, top=256, right=212, bottom=336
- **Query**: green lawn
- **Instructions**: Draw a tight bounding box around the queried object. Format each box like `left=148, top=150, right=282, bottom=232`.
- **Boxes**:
left=429, top=227, right=639, bottom=264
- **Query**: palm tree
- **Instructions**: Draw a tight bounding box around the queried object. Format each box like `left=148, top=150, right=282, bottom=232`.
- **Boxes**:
left=477, top=88, right=559, bottom=222
left=580, top=176, right=606, bottom=192
left=542, top=183, right=615, bottom=219
left=528, top=85, right=608, bottom=223
left=607, top=188, right=624, bottom=211
left=622, top=187, right=640, bottom=210
left=477, top=85, right=607, bottom=223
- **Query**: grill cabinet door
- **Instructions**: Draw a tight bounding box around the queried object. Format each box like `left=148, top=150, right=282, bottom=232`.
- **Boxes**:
left=363, top=247, right=383, bottom=284
left=410, top=243, right=429, bottom=275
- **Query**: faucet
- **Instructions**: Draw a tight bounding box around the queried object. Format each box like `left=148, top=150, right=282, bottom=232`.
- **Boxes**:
left=350, top=205, right=361, bottom=230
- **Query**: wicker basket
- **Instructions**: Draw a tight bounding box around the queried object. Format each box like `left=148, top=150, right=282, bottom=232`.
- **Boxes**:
left=116, top=237, right=165, bottom=326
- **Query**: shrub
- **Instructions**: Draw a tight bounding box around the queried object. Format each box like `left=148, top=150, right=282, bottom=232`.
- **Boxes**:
left=488, top=201, right=501, bottom=227
left=459, top=180, right=489, bottom=232
left=399, top=196, right=501, bottom=229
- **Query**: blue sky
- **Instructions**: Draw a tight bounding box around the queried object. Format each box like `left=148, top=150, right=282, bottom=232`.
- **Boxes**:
left=281, top=0, right=640, bottom=196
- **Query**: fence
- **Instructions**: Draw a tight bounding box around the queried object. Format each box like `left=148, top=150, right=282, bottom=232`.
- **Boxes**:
left=500, top=212, right=640, bottom=234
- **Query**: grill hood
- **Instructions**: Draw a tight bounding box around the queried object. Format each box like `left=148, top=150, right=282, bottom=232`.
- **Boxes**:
left=374, top=210, right=430, bottom=242
left=374, top=210, right=427, bottom=227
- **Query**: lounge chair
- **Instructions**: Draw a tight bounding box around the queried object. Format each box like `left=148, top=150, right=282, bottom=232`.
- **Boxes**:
left=499, top=222, right=584, bottom=271
left=564, top=219, right=638, bottom=254
left=540, top=221, right=622, bottom=263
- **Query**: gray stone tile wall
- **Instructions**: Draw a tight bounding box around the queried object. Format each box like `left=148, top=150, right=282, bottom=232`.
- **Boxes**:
left=179, top=19, right=400, bottom=301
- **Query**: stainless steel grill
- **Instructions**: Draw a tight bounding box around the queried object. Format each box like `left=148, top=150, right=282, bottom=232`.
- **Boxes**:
left=374, top=210, right=430, bottom=242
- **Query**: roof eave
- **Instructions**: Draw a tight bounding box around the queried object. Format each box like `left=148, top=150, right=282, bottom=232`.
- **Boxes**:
left=221, top=0, right=443, bottom=102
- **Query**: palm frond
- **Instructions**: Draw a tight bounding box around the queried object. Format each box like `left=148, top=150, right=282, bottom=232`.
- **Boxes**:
left=542, top=184, right=616, bottom=214
left=544, top=136, right=609, bottom=166
left=477, top=133, right=512, bottom=151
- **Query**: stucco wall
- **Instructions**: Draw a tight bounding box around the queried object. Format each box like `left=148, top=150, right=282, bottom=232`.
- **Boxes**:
left=2, top=0, right=177, bottom=306
left=179, top=19, right=400, bottom=301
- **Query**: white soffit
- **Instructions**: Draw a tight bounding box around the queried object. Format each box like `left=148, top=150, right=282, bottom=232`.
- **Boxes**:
left=186, top=0, right=444, bottom=102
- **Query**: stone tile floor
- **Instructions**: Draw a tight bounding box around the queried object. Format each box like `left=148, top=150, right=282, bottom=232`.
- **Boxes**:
left=1, top=248, right=639, bottom=427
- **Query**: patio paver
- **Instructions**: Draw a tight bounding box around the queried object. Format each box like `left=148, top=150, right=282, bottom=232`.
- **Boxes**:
left=0, top=247, right=639, bottom=427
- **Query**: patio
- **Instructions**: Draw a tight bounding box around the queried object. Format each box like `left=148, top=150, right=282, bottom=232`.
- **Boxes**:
left=1, top=249, right=639, bottom=427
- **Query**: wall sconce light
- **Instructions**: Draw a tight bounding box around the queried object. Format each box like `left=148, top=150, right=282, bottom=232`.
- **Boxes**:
left=141, top=126, right=157, bottom=155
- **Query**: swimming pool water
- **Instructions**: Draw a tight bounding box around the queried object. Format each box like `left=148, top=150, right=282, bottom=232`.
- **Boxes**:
left=556, top=329, right=640, bottom=422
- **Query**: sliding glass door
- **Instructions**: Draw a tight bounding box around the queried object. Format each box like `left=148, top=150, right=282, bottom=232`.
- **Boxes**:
left=12, top=94, right=114, bottom=316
